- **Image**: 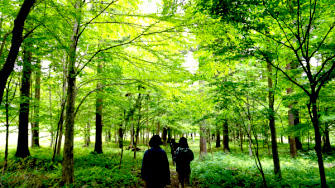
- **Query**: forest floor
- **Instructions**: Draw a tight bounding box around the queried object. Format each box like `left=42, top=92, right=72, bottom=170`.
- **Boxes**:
left=1, top=140, right=335, bottom=187
left=169, top=168, right=182, bottom=188
left=137, top=166, right=183, bottom=188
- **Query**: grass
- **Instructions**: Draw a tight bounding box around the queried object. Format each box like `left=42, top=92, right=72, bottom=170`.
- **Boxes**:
left=0, top=138, right=335, bottom=187
left=0, top=142, right=145, bottom=187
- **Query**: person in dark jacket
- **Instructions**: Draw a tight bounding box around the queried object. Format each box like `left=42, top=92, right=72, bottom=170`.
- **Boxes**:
left=141, top=135, right=170, bottom=188
left=170, top=138, right=178, bottom=166
left=173, top=137, right=194, bottom=188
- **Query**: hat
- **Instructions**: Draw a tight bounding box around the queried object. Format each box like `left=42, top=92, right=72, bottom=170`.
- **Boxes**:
left=179, top=137, right=188, bottom=148
left=149, top=135, right=163, bottom=147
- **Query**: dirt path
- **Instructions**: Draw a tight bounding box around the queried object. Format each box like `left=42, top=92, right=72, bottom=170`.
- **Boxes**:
left=169, top=168, right=180, bottom=188
left=138, top=167, right=182, bottom=188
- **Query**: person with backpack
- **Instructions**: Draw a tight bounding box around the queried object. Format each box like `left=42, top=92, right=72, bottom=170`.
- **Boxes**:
left=173, top=137, right=194, bottom=188
left=141, top=135, right=170, bottom=188
left=169, top=138, right=178, bottom=166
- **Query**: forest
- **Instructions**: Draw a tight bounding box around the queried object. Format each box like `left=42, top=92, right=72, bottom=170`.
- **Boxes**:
left=1, top=0, right=335, bottom=187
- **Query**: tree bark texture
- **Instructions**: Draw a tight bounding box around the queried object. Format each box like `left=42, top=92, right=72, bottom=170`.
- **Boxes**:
left=200, top=120, right=207, bottom=158
left=288, top=104, right=297, bottom=158
left=267, top=61, right=281, bottom=178
left=15, top=44, right=32, bottom=158
left=56, top=60, right=67, bottom=155
left=162, top=126, right=168, bottom=146
left=222, top=121, right=229, bottom=152
left=62, top=3, right=80, bottom=182
left=310, top=95, right=327, bottom=187
left=323, top=122, right=331, bottom=153
left=134, top=95, right=142, bottom=159
left=94, top=62, right=103, bottom=154
left=248, top=123, right=252, bottom=157
left=4, top=82, right=12, bottom=171
left=216, top=127, right=220, bottom=148
left=31, top=59, right=40, bottom=147
left=286, top=62, right=297, bottom=158
left=239, top=125, right=243, bottom=153
left=0, top=0, right=35, bottom=105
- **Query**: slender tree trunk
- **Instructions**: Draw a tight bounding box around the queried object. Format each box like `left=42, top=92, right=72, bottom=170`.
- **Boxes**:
left=222, top=121, right=229, bottom=152
left=94, top=62, right=103, bottom=154
left=162, top=126, right=168, bottom=146
left=239, top=125, right=243, bottom=153
left=267, top=61, right=281, bottom=178
left=323, top=108, right=331, bottom=153
left=288, top=104, right=297, bottom=158
left=118, top=122, right=123, bottom=148
left=3, top=81, right=12, bottom=172
left=156, top=121, right=160, bottom=136
left=146, top=95, right=150, bottom=145
left=208, top=128, right=213, bottom=155
left=323, top=122, right=331, bottom=153
left=85, top=107, right=91, bottom=146
left=53, top=98, right=66, bottom=161
left=200, top=120, right=207, bottom=158
left=49, top=83, right=53, bottom=148
left=134, top=97, right=142, bottom=159
left=0, top=0, right=35, bottom=105
left=56, top=61, right=67, bottom=155
left=246, top=100, right=253, bottom=157
left=310, top=95, right=327, bottom=187
left=31, top=59, right=40, bottom=147
left=287, top=62, right=297, bottom=158
left=248, top=123, right=252, bottom=157
left=216, top=126, right=220, bottom=148
left=130, top=119, right=134, bottom=147
left=62, top=1, right=80, bottom=182
left=15, top=43, right=32, bottom=158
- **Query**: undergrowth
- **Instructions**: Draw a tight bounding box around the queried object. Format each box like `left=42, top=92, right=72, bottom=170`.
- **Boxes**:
left=1, top=141, right=335, bottom=187
left=190, top=151, right=335, bottom=188
left=0, top=144, right=144, bottom=187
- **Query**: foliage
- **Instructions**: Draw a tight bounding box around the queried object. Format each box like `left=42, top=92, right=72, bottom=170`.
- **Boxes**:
left=191, top=150, right=335, bottom=188
left=0, top=145, right=144, bottom=187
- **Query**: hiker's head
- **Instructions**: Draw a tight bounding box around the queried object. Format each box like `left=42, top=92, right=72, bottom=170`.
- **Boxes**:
left=149, top=135, right=163, bottom=147
left=179, top=137, right=188, bottom=148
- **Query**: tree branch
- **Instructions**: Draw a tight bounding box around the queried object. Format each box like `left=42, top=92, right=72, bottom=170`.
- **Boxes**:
left=74, top=81, right=138, bottom=117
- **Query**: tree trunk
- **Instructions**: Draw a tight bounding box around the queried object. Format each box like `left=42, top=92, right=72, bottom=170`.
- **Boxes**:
left=134, top=97, right=142, bottom=159
left=267, top=61, right=281, bottom=178
left=323, top=122, right=331, bottom=153
left=222, top=121, right=229, bottom=152
left=130, top=119, right=134, bottom=147
left=239, top=124, right=243, bottom=153
left=216, top=127, right=220, bottom=148
left=286, top=61, right=302, bottom=155
left=94, top=62, right=103, bottom=154
left=118, top=123, right=123, bottom=149
left=62, top=1, right=80, bottom=182
left=310, top=95, right=327, bottom=187
left=56, top=61, right=67, bottom=155
left=288, top=102, right=297, bottom=158
left=200, top=120, right=207, bottom=158
left=31, top=59, right=40, bottom=147
left=0, top=0, right=35, bottom=105
left=85, top=110, right=91, bottom=146
left=162, top=126, right=168, bottom=146
left=49, top=83, right=53, bottom=148
left=248, top=123, right=252, bottom=157
left=53, top=98, right=65, bottom=161
left=323, top=108, right=331, bottom=153
left=15, top=43, right=32, bottom=158
left=3, top=81, right=12, bottom=172
left=156, top=121, right=160, bottom=136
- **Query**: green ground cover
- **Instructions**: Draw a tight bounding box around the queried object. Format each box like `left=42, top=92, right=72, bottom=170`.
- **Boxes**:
left=0, top=140, right=335, bottom=187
